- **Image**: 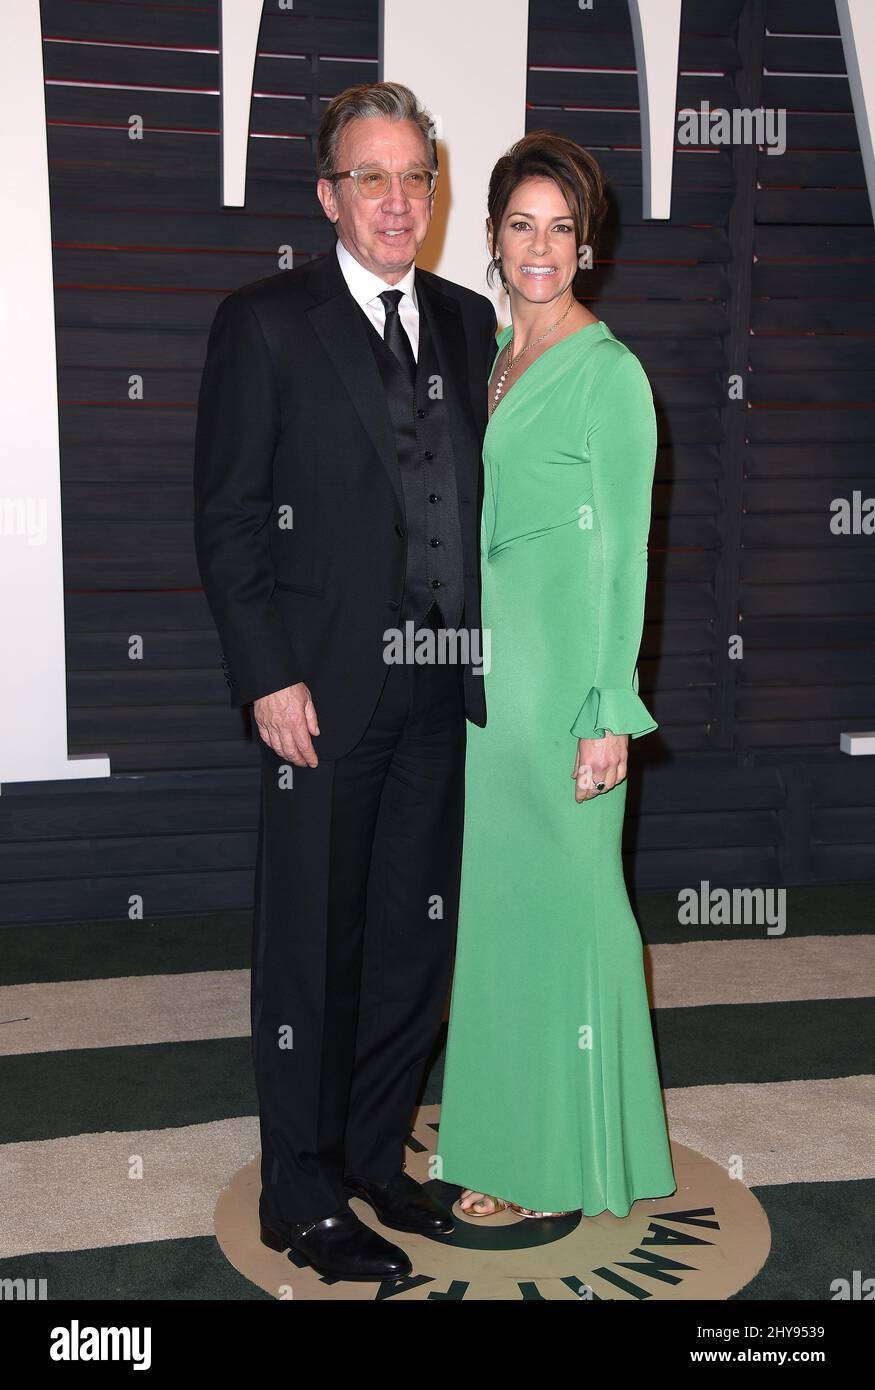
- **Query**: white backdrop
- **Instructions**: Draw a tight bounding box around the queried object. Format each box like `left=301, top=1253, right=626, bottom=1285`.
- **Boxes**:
left=0, top=2, right=110, bottom=790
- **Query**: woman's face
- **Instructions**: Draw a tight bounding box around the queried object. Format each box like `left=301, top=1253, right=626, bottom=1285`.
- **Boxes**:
left=491, top=176, right=580, bottom=307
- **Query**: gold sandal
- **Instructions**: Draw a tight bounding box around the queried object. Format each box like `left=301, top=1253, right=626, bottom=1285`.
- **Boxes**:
left=509, top=1204, right=573, bottom=1219
left=458, top=1189, right=510, bottom=1217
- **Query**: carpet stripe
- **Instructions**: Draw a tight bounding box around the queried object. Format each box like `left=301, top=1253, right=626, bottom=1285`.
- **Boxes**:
left=647, top=935, right=875, bottom=1008
left=1, top=1076, right=872, bottom=1259
left=1, top=883, right=872, bottom=989
left=663, top=1075, right=875, bottom=1187
left=0, top=914, right=251, bottom=987
left=0, top=1118, right=259, bottom=1258
left=0, top=998, right=872, bottom=1144
left=1, top=1178, right=870, bottom=1301
left=0, top=936, right=871, bottom=1058
left=0, top=970, right=248, bottom=1056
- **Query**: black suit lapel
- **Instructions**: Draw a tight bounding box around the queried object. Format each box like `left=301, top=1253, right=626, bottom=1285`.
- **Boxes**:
left=305, top=252, right=404, bottom=514
left=303, top=250, right=481, bottom=516
left=415, top=272, right=481, bottom=499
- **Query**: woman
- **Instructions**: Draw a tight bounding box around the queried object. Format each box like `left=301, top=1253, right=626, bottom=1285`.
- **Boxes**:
left=437, top=132, right=677, bottom=1219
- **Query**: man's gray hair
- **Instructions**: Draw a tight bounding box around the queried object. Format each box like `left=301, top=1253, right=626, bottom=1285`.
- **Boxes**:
left=316, top=82, right=437, bottom=182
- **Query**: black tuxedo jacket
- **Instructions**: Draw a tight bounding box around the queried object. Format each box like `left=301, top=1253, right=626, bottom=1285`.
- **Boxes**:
left=193, top=247, right=498, bottom=760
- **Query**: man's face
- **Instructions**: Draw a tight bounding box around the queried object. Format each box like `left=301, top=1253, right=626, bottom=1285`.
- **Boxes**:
left=317, top=116, right=434, bottom=283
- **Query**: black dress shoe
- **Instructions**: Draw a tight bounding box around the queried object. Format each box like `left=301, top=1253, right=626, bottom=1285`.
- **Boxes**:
left=260, top=1204, right=412, bottom=1282
left=344, top=1170, right=454, bottom=1235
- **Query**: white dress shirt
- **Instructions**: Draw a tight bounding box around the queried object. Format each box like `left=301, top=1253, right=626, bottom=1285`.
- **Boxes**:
left=335, top=236, right=419, bottom=360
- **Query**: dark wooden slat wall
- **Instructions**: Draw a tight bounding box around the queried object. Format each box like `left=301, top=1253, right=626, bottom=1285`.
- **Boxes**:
left=524, top=0, right=875, bottom=877
left=1, top=0, right=872, bottom=924
left=47, top=0, right=373, bottom=778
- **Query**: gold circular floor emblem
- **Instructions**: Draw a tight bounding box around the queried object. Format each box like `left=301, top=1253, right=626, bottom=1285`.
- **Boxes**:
left=215, top=1104, right=771, bottom=1300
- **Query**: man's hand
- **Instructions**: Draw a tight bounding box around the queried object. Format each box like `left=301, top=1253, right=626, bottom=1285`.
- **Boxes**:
left=253, top=682, right=320, bottom=767
left=571, top=731, right=628, bottom=803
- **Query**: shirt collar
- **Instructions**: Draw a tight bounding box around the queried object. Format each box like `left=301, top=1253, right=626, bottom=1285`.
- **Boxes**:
left=335, top=236, right=418, bottom=311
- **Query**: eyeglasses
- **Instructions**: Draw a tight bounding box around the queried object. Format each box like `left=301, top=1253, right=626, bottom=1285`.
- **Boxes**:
left=331, top=166, right=438, bottom=199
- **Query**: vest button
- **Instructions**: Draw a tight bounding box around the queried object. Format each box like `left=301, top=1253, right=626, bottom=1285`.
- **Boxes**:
left=431, top=578, right=442, bottom=588
left=423, top=450, right=434, bottom=460
left=429, top=493, right=441, bottom=503
left=430, top=537, right=440, bottom=546
left=417, top=408, right=426, bottom=419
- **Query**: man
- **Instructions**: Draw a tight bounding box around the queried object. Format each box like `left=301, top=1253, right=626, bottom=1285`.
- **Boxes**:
left=193, top=82, right=497, bottom=1282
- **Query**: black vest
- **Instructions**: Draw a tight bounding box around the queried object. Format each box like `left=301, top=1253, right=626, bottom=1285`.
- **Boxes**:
left=360, top=298, right=465, bottom=631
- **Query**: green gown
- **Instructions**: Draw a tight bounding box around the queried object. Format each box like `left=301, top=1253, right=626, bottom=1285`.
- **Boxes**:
left=437, top=319, right=677, bottom=1217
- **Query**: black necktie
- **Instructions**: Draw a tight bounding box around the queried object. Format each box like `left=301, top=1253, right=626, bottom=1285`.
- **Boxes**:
left=379, top=289, right=417, bottom=387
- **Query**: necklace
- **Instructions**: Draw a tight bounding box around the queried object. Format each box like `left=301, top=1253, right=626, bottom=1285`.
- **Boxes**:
left=490, top=300, right=575, bottom=412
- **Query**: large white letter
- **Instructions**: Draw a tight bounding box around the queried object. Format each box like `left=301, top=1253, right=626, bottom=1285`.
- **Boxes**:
left=0, top=2, right=109, bottom=790
left=628, top=0, right=682, bottom=219
left=220, top=0, right=265, bottom=206
left=381, top=0, right=530, bottom=317
left=836, top=0, right=875, bottom=228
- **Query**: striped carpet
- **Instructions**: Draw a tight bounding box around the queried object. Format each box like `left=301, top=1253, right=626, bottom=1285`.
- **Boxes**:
left=0, top=883, right=872, bottom=1300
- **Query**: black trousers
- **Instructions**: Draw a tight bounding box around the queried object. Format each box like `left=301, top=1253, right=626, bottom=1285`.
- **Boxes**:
left=251, top=608, right=467, bottom=1225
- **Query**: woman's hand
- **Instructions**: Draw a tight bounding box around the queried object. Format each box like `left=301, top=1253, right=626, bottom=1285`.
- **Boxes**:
left=571, top=731, right=629, bottom=802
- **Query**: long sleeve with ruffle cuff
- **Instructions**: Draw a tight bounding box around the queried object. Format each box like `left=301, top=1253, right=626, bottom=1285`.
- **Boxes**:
left=570, top=347, right=659, bottom=743
left=571, top=669, right=658, bottom=741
